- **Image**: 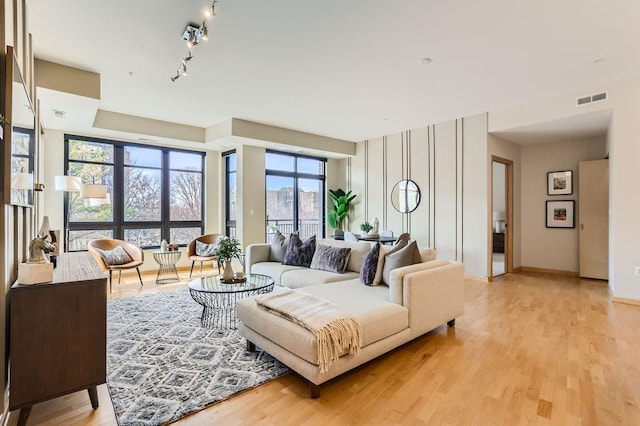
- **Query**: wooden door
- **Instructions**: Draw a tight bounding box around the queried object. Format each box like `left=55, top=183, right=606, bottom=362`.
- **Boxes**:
left=579, top=159, right=609, bottom=279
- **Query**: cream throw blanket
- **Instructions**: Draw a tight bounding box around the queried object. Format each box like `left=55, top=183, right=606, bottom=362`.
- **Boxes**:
left=255, top=289, right=363, bottom=373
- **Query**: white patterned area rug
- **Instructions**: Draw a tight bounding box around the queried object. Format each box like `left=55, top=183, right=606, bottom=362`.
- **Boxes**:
left=107, top=288, right=288, bottom=425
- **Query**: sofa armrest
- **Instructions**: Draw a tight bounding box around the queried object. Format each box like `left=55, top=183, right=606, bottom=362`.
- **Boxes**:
left=403, top=262, right=465, bottom=338
left=388, top=259, right=450, bottom=305
left=246, top=244, right=271, bottom=272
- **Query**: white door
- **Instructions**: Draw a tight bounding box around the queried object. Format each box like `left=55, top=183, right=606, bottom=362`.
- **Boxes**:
left=579, top=159, right=609, bottom=280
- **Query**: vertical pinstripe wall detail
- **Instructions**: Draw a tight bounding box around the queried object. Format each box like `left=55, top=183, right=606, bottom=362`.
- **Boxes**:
left=364, top=140, right=369, bottom=220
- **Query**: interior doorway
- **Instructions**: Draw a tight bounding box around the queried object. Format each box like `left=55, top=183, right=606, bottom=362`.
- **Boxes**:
left=491, top=157, right=513, bottom=278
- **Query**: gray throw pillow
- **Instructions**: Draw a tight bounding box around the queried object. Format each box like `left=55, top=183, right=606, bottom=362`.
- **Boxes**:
left=96, top=246, right=133, bottom=266
left=373, top=239, right=407, bottom=286
left=195, top=240, right=218, bottom=257
left=382, top=241, right=421, bottom=285
left=310, top=244, right=352, bottom=274
left=268, top=230, right=290, bottom=263
left=283, top=234, right=316, bottom=267
left=360, top=243, right=380, bottom=286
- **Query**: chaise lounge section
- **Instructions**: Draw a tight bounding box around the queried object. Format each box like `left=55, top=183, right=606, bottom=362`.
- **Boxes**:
left=237, top=239, right=465, bottom=396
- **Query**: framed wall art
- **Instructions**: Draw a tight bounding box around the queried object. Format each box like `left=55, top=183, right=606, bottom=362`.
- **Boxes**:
left=546, top=200, right=575, bottom=228
left=547, top=170, right=573, bottom=195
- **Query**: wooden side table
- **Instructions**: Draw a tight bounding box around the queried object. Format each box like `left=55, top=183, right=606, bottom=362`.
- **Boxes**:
left=153, top=250, right=182, bottom=284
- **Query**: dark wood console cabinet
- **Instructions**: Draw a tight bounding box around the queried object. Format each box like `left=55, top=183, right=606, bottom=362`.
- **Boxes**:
left=9, top=252, right=107, bottom=425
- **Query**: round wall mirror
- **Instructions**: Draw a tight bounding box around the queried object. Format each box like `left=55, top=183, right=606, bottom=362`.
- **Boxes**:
left=391, top=180, right=421, bottom=213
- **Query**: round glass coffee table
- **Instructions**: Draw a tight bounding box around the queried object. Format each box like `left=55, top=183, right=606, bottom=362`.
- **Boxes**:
left=188, top=274, right=274, bottom=329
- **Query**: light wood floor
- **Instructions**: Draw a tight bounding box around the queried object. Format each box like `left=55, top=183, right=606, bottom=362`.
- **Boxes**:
left=12, top=271, right=640, bottom=425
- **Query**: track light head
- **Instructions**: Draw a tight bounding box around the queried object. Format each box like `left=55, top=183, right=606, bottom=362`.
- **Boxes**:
left=201, top=24, right=209, bottom=41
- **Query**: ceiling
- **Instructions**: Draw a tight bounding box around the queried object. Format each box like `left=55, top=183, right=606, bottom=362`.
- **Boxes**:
left=26, top=0, right=640, bottom=148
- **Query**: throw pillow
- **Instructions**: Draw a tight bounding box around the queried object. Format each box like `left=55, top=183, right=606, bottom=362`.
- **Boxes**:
left=195, top=240, right=218, bottom=257
left=268, top=230, right=291, bottom=263
left=360, top=242, right=381, bottom=286
left=96, top=246, right=133, bottom=266
left=382, top=240, right=421, bottom=285
left=283, top=234, right=316, bottom=267
left=372, top=239, right=407, bottom=286
left=310, top=244, right=352, bottom=274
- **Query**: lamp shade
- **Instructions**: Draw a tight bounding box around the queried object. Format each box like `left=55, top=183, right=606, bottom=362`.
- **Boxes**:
left=54, top=175, right=81, bottom=191
left=11, top=172, right=34, bottom=189
left=88, top=193, right=111, bottom=206
left=80, top=183, right=108, bottom=199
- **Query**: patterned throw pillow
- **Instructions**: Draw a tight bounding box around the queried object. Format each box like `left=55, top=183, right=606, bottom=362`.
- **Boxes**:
left=360, top=242, right=381, bottom=286
left=195, top=240, right=218, bottom=257
left=283, top=234, right=316, bottom=267
left=310, top=244, right=352, bottom=274
left=96, top=246, right=133, bottom=266
left=269, top=230, right=291, bottom=263
left=382, top=241, right=421, bottom=285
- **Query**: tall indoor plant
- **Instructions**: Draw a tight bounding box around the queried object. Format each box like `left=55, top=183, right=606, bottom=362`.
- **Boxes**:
left=328, top=188, right=357, bottom=231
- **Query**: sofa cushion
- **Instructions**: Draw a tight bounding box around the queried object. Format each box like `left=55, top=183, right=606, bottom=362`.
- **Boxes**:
left=251, top=262, right=306, bottom=286
left=280, top=269, right=359, bottom=288
left=383, top=241, right=421, bottom=285
left=420, top=247, right=436, bottom=262
left=268, top=230, right=292, bottom=263
left=316, top=239, right=372, bottom=273
left=237, top=280, right=408, bottom=365
left=310, top=244, right=351, bottom=274
left=372, top=240, right=407, bottom=286
left=360, top=243, right=380, bottom=286
left=283, top=234, right=316, bottom=267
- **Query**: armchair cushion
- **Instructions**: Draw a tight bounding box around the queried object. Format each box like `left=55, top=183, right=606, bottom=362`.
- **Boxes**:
left=195, top=240, right=218, bottom=257
left=95, top=246, right=133, bottom=266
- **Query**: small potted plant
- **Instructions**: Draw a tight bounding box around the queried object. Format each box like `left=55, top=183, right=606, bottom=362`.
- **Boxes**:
left=217, top=236, right=242, bottom=282
left=360, top=221, right=373, bottom=236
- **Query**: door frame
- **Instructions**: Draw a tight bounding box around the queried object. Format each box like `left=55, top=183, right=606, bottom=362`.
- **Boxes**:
left=490, top=156, right=514, bottom=279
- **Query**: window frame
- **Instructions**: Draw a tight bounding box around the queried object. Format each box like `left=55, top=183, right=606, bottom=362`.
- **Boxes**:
left=265, top=150, right=327, bottom=240
left=223, top=150, right=237, bottom=238
left=64, top=134, right=205, bottom=251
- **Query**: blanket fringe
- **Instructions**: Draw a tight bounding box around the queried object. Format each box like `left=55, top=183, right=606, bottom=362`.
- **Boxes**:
left=317, top=317, right=362, bottom=373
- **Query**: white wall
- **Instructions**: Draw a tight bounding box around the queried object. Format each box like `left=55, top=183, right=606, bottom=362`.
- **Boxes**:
left=492, top=162, right=505, bottom=216
left=608, top=78, right=640, bottom=301
left=520, top=137, right=606, bottom=273
left=350, top=113, right=489, bottom=278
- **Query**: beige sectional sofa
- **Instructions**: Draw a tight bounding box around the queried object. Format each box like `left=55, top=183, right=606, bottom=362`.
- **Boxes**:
left=237, top=238, right=465, bottom=397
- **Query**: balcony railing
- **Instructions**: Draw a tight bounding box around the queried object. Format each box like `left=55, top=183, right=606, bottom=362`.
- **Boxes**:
left=267, top=219, right=322, bottom=240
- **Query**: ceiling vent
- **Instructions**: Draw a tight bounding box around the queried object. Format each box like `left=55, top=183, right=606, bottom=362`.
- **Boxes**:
left=576, top=91, right=608, bottom=107
left=52, top=109, right=66, bottom=118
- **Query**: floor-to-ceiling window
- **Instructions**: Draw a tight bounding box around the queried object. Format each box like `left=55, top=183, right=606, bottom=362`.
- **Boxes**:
left=64, top=135, right=205, bottom=251
left=265, top=151, right=325, bottom=239
left=224, top=151, right=237, bottom=237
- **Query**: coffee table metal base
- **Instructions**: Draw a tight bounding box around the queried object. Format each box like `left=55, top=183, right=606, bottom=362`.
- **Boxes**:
left=189, top=285, right=273, bottom=329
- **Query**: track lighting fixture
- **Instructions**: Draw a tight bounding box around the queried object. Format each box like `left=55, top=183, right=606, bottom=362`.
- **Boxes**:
left=170, top=1, right=218, bottom=82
